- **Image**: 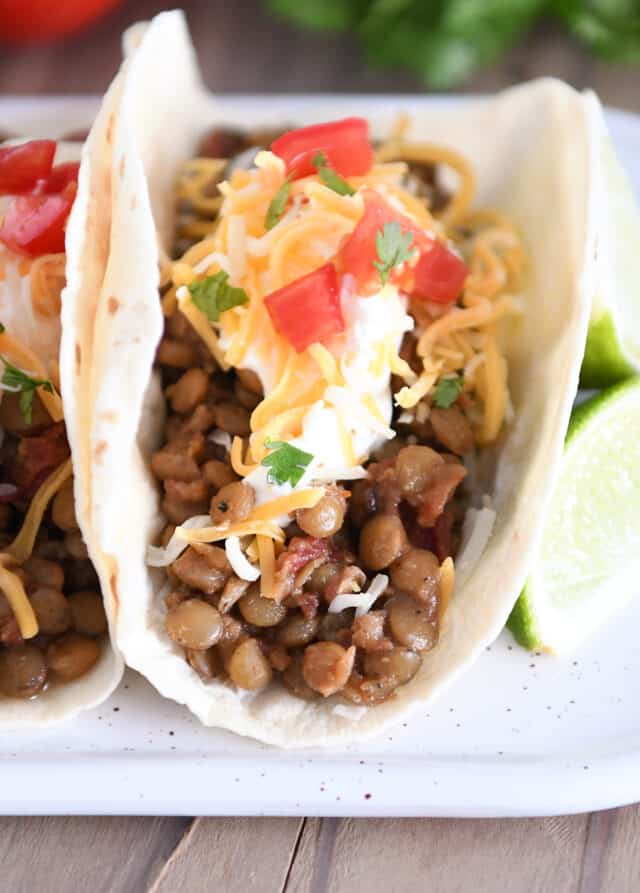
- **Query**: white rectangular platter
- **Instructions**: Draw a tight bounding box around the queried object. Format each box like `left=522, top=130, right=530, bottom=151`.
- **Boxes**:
left=1, top=96, right=639, bottom=818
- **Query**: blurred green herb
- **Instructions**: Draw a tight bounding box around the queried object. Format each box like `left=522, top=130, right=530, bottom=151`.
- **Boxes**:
left=265, top=178, right=292, bottom=230
left=267, top=0, right=640, bottom=88
left=312, top=151, right=356, bottom=195
left=0, top=359, right=54, bottom=424
left=433, top=374, right=463, bottom=408
left=188, top=273, right=249, bottom=321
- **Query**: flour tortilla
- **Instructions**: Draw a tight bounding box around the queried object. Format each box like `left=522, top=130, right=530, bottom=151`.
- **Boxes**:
left=0, top=82, right=125, bottom=728
left=87, top=10, right=597, bottom=747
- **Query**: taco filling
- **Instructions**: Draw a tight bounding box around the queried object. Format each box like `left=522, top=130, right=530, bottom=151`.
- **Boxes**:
left=0, top=140, right=108, bottom=700
left=148, top=117, right=525, bottom=705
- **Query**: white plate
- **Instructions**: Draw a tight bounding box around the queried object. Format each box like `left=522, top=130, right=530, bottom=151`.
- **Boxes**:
left=2, top=96, right=639, bottom=818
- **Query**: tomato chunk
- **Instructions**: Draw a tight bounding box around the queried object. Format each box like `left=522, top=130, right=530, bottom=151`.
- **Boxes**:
left=0, top=184, right=75, bottom=257
left=264, top=263, right=344, bottom=353
left=0, top=140, right=56, bottom=195
left=412, top=241, right=468, bottom=304
left=339, top=190, right=428, bottom=289
left=40, top=161, right=80, bottom=194
left=271, top=118, right=373, bottom=180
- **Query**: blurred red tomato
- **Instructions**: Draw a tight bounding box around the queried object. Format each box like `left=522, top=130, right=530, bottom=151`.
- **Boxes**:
left=0, top=0, right=123, bottom=43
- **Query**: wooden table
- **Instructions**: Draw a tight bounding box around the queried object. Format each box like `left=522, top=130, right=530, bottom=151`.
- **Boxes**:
left=1, top=1, right=639, bottom=889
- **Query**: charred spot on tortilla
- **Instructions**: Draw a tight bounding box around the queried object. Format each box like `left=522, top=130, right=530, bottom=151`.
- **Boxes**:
left=110, top=571, right=119, bottom=608
left=106, top=114, right=115, bottom=146
left=100, top=410, right=117, bottom=422
left=118, top=155, right=125, bottom=178
left=108, top=296, right=120, bottom=316
left=94, top=440, right=108, bottom=461
left=75, top=342, right=82, bottom=368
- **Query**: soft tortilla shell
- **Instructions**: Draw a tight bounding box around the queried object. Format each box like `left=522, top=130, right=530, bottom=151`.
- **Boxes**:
left=0, top=80, right=125, bottom=729
left=88, top=11, right=595, bottom=747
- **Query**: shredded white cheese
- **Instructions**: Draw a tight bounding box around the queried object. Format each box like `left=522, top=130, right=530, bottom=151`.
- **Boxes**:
left=146, top=515, right=211, bottom=567
left=192, top=251, right=230, bottom=275
left=225, top=535, right=260, bottom=582
left=328, top=573, right=389, bottom=618
left=209, top=429, right=232, bottom=453
left=454, top=505, right=496, bottom=589
left=331, top=704, right=367, bottom=720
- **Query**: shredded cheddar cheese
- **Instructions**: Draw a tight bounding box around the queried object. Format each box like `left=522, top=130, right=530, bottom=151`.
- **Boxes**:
left=439, top=556, right=455, bottom=624
left=162, top=122, right=526, bottom=587
left=8, top=458, right=73, bottom=564
left=0, top=557, right=38, bottom=639
left=175, top=285, right=228, bottom=369
left=249, top=488, right=325, bottom=521
left=29, top=253, right=66, bottom=319
left=230, top=437, right=258, bottom=477
left=257, top=534, right=276, bottom=599
left=176, top=519, right=285, bottom=546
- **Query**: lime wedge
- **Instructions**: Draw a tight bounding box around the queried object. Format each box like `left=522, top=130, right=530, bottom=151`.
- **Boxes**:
left=508, top=377, right=640, bottom=653
left=580, top=101, right=640, bottom=387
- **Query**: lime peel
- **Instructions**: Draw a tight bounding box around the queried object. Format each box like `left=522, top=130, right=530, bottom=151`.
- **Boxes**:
left=580, top=98, right=640, bottom=387
left=508, top=377, right=640, bottom=653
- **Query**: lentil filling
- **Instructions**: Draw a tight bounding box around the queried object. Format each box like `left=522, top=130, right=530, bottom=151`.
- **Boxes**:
left=0, top=410, right=107, bottom=699
left=150, top=119, right=525, bottom=704
left=0, top=137, right=108, bottom=700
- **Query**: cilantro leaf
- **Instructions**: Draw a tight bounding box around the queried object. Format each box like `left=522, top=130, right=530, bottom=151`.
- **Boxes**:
left=0, top=359, right=54, bottom=424
left=433, top=375, right=463, bottom=409
left=188, top=272, right=249, bottom=322
left=19, top=391, right=36, bottom=424
left=261, top=439, right=314, bottom=487
left=265, top=178, right=292, bottom=230
left=0, top=322, right=4, bottom=333
left=312, top=151, right=355, bottom=197
left=373, top=221, right=416, bottom=285
left=318, top=166, right=355, bottom=196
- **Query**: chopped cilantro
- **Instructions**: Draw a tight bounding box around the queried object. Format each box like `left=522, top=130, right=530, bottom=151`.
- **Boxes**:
left=0, top=322, right=4, bottom=333
left=373, top=221, right=416, bottom=285
left=265, top=178, right=292, bottom=230
left=261, top=439, right=314, bottom=487
left=433, top=375, right=463, bottom=409
left=312, top=151, right=355, bottom=197
left=188, top=272, right=249, bottom=322
left=0, top=359, right=54, bottom=424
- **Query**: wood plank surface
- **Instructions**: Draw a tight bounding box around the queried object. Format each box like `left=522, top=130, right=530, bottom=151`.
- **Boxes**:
left=149, top=817, right=304, bottom=893
left=0, top=2, right=638, bottom=892
left=0, top=815, right=191, bottom=892
left=287, top=816, right=591, bottom=893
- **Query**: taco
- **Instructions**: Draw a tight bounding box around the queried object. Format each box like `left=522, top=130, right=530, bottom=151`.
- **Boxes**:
left=86, top=11, right=595, bottom=746
left=0, top=86, right=123, bottom=726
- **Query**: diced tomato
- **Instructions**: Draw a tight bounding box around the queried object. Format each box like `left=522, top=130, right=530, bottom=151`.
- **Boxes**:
left=264, top=263, right=344, bottom=353
left=40, top=161, right=80, bottom=194
left=412, top=241, right=468, bottom=304
left=0, top=182, right=75, bottom=257
left=0, top=140, right=56, bottom=195
left=339, top=190, right=428, bottom=290
left=0, top=0, right=123, bottom=43
left=271, top=118, right=373, bottom=180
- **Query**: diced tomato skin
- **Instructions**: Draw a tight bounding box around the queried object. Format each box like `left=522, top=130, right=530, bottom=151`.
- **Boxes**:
left=0, top=140, right=56, bottom=195
left=271, top=118, right=373, bottom=180
left=264, top=263, right=344, bottom=353
left=338, top=190, right=429, bottom=289
left=39, top=161, right=80, bottom=194
left=0, top=183, right=75, bottom=257
left=412, top=241, right=468, bottom=304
